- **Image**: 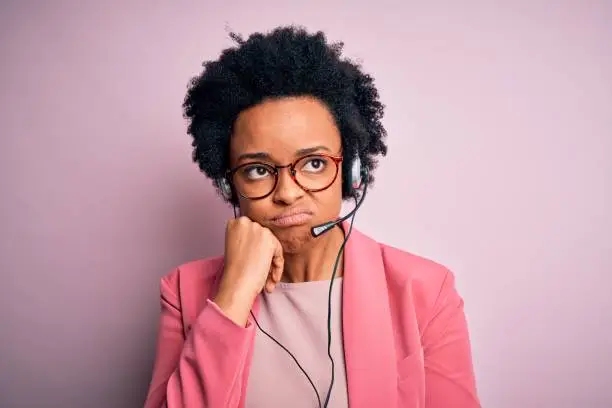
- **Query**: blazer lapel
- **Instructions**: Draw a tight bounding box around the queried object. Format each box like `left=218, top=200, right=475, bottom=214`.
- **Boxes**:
left=342, top=225, right=397, bottom=407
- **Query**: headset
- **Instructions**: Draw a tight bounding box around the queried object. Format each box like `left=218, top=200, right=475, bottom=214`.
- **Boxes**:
left=219, top=154, right=368, bottom=408
left=218, top=177, right=233, bottom=201
left=310, top=155, right=366, bottom=238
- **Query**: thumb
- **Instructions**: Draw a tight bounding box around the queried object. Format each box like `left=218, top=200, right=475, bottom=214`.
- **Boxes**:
left=270, top=238, right=284, bottom=283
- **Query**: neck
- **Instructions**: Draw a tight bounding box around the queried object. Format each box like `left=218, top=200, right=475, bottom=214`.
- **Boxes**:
left=281, top=226, right=345, bottom=283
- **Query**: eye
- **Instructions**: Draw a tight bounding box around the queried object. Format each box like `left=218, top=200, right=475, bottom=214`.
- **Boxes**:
left=301, top=157, right=328, bottom=173
left=242, top=165, right=272, bottom=180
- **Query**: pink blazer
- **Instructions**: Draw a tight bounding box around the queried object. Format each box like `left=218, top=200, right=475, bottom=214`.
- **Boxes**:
left=144, top=227, right=481, bottom=407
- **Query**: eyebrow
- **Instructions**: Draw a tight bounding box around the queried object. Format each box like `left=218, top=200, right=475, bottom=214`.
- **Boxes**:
left=236, top=152, right=271, bottom=162
left=296, top=145, right=331, bottom=156
left=236, top=145, right=331, bottom=162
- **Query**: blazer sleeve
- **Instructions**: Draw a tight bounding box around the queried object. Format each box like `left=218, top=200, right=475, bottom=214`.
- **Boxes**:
left=421, top=269, right=481, bottom=408
left=143, top=272, right=254, bottom=408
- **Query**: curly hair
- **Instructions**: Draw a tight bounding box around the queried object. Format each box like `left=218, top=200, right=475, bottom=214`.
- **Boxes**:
left=182, top=25, right=388, bottom=203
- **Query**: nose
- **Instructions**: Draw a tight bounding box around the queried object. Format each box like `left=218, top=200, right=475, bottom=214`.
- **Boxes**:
left=272, top=166, right=304, bottom=204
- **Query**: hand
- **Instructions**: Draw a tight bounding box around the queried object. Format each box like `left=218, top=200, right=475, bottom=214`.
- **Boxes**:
left=213, top=216, right=284, bottom=326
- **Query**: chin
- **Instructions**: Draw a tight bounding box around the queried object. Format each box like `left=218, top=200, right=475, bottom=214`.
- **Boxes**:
left=272, top=224, right=314, bottom=254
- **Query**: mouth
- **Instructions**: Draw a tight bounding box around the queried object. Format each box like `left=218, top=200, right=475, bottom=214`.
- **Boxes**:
left=269, top=210, right=314, bottom=228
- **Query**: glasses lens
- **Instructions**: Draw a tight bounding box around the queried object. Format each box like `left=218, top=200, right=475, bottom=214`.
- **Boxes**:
left=231, top=155, right=340, bottom=199
left=294, top=155, right=339, bottom=191
left=232, top=163, right=276, bottom=199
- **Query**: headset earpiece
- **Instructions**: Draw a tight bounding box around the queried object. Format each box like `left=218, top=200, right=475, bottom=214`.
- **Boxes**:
left=218, top=177, right=233, bottom=200
left=350, top=155, right=365, bottom=190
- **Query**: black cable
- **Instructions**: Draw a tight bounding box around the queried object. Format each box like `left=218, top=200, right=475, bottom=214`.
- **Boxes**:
left=250, top=311, right=323, bottom=408
left=322, top=184, right=366, bottom=407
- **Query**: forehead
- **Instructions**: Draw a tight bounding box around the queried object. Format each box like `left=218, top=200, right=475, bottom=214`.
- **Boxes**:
left=230, top=96, right=341, bottom=159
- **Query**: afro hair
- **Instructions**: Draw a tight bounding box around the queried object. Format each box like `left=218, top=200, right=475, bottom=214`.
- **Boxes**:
left=182, top=25, right=388, bottom=203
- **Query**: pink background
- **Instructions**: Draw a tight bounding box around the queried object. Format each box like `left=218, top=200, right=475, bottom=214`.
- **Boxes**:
left=1, top=1, right=611, bottom=407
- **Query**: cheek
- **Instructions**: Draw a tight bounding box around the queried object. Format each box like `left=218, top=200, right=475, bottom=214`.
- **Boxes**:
left=316, top=179, right=343, bottom=214
left=333, top=171, right=345, bottom=198
left=237, top=198, right=266, bottom=221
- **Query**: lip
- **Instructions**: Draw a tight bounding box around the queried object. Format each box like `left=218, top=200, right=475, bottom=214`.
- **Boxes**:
left=269, top=210, right=314, bottom=227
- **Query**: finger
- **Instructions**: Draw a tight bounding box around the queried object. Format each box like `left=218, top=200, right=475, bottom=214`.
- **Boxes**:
left=264, top=228, right=284, bottom=283
left=265, top=281, right=276, bottom=293
left=271, top=241, right=284, bottom=283
left=265, top=272, right=276, bottom=293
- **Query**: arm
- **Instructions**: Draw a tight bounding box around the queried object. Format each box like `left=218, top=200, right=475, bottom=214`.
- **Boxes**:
left=422, top=270, right=481, bottom=408
left=143, top=273, right=254, bottom=408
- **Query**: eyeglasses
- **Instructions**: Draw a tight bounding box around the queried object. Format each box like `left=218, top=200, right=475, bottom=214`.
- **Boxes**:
left=227, top=153, right=343, bottom=200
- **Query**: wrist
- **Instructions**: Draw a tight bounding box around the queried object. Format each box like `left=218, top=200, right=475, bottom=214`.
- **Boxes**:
left=213, top=284, right=256, bottom=327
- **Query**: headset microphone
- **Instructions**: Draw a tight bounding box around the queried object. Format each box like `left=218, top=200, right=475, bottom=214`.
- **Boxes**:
left=310, top=182, right=368, bottom=237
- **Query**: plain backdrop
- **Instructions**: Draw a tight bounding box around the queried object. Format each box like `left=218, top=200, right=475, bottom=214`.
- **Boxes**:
left=1, top=1, right=611, bottom=407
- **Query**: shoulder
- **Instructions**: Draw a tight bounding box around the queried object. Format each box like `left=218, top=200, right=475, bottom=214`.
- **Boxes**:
left=379, top=242, right=453, bottom=297
left=160, top=255, right=225, bottom=308
left=377, top=240, right=464, bottom=340
left=375, top=239, right=460, bottom=326
left=347, top=226, right=454, bottom=304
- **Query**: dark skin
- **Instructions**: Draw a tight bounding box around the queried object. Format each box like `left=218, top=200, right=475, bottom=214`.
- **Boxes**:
left=229, top=96, right=346, bottom=283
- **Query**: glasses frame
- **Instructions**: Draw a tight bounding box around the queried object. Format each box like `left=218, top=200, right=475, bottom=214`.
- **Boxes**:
left=227, top=153, right=344, bottom=200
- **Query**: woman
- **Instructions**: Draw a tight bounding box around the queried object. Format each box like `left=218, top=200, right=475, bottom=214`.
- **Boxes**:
left=144, top=26, right=481, bottom=408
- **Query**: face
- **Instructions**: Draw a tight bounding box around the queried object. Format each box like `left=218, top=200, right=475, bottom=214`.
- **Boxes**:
left=229, top=96, right=344, bottom=253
